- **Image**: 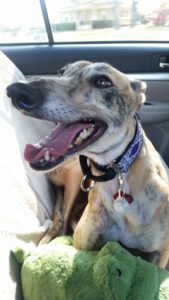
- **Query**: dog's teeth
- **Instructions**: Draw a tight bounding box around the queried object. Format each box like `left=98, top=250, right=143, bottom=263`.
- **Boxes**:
left=68, top=144, right=74, bottom=149
left=74, top=136, right=83, bottom=145
left=44, top=150, right=50, bottom=161
left=80, top=128, right=87, bottom=139
left=74, top=126, right=94, bottom=145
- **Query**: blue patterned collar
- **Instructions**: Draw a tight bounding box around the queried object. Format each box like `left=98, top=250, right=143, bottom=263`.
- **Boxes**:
left=79, top=115, right=144, bottom=182
left=113, top=115, right=143, bottom=173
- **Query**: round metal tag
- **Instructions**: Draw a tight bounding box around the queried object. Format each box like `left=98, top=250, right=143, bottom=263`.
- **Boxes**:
left=114, top=197, right=129, bottom=214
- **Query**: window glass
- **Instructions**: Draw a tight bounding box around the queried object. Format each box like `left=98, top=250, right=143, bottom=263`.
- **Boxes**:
left=0, top=0, right=47, bottom=43
left=46, top=0, right=169, bottom=42
left=0, top=0, right=168, bottom=44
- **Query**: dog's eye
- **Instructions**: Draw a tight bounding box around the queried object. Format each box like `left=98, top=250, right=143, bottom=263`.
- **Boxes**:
left=93, top=76, right=113, bottom=88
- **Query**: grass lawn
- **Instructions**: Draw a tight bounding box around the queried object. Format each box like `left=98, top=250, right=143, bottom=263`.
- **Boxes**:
left=53, top=25, right=169, bottom=42
left=1, top=25, right=169, bottom=43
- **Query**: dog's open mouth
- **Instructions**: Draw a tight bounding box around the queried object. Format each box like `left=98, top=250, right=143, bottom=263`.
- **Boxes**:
left=24, top=119, right=107, bottom=171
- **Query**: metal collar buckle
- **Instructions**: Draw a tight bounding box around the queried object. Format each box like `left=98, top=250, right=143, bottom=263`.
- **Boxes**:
left=80, top=175, right=95, bottom=192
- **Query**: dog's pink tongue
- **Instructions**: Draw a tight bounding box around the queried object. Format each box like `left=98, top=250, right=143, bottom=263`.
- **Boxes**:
left=24, top=122, right=90, bottom=162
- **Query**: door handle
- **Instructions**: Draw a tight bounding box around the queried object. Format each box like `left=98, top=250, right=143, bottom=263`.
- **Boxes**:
left=159, top=62, right=169, bottom=69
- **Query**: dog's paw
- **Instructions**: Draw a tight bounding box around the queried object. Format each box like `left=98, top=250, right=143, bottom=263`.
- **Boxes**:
left=38, top=221, right=63, bottom=245
left=148, top=249, right=169, bottom=269
left=73, top=227, right=96, bottom=250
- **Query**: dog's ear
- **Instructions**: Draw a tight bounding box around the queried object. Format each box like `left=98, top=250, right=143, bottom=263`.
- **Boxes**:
left=130, top=80, right=147, bottom=94
left=130, top=80, right=147, bottom=111
left=57, top=67, right=66, bottom=77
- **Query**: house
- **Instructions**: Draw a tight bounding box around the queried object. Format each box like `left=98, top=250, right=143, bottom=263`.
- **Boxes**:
left=54, top=0, right=133, bottom=30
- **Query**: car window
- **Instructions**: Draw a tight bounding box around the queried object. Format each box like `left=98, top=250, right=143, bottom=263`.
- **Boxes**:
left=0, top=0, right=169, bottom=44
left=46, top=0, right=169, bottom=42
left=0, top=0, right=47, bottom=43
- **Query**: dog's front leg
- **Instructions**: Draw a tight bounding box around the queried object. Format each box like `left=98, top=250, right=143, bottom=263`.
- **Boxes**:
left=38, top=188, right=63, bottom=245
left=149, top=248, right=169, bottom=269
left=73, top=189, right=109, bottom=250
left=73, top=204, right=100, bottom=250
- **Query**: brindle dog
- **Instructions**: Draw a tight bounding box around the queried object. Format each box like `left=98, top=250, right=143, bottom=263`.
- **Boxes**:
left=7, top=61, right=169, bottom=268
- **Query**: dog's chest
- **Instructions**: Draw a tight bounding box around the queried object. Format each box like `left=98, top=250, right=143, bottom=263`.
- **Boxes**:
left=100, top=179, right=143, bottom=249
left=101, top=177, right=132, bottom=216
left=94, top=173, right=166, bottom=252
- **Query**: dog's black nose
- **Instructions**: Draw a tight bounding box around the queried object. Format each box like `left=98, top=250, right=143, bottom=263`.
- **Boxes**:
left=6, top=82, right=41, bottom=112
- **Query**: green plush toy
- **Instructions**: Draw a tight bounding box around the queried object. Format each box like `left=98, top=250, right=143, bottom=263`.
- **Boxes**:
left=13, top=236, right=169, bottom=300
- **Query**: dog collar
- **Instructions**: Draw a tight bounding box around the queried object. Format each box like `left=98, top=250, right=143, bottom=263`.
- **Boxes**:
left=79, top=115, right=143, bottom=186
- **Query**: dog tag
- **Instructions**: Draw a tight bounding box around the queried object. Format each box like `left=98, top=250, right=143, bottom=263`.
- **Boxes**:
left=113, top=190, right=132, bottom=214
left=114, top=197, right=129, bottom=214
left=113, top=173, right=133, bottom=214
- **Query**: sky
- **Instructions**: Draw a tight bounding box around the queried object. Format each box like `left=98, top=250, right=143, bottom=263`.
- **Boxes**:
left=0, top=0, right=44, bottom=27
left=0, top=0, right=166, bottom=27
left=138, top=0, right=165, bottom=14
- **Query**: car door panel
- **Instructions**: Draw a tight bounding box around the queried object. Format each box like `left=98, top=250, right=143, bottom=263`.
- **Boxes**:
left=1, top=43, right=169, bottom=75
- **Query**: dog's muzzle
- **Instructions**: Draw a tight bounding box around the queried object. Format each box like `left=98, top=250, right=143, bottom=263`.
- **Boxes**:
left=7, top=82, right=41, bottom=112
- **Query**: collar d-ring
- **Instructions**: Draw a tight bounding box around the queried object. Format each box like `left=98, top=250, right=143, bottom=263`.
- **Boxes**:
left=80, top=175, right=95, bottom=192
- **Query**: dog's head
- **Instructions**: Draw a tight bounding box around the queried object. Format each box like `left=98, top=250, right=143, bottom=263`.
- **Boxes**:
left=7, top=61, right=146, bottom=172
